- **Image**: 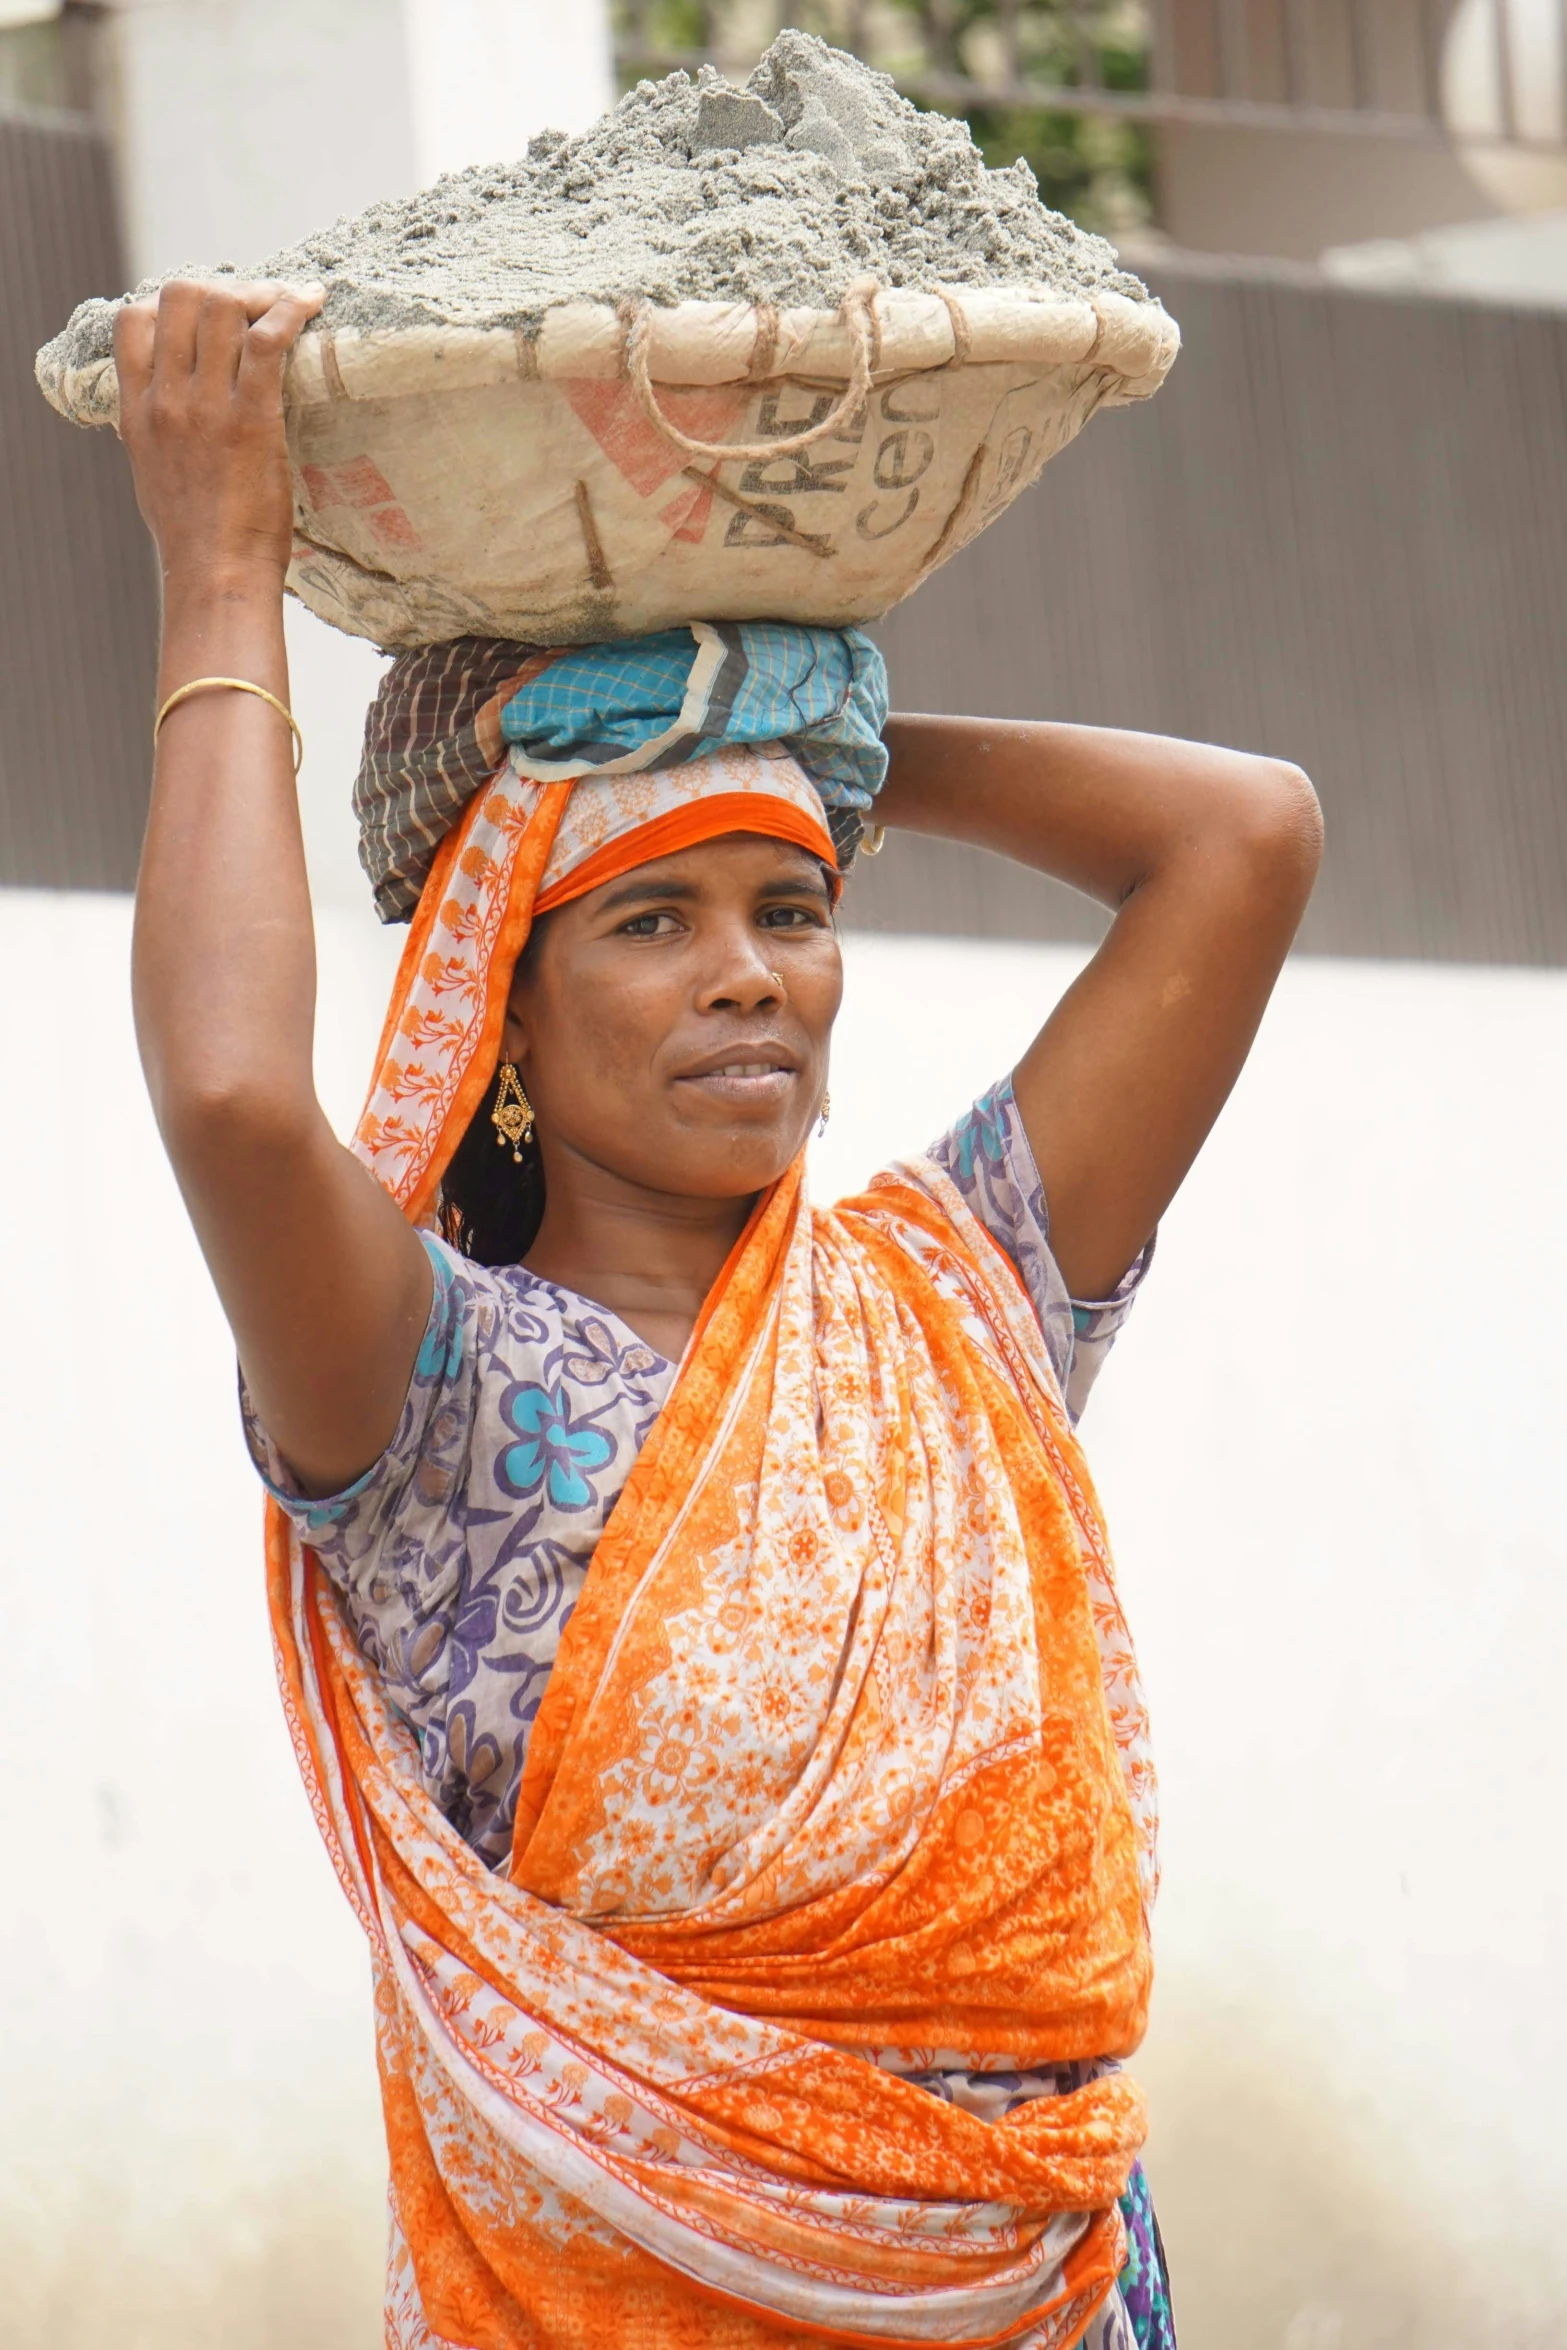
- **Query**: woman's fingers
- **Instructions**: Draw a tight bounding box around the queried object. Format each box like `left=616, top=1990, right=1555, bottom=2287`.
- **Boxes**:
left=189, top=279, right=317, bottom=393
left=147, top=277, right=206, bottom=392
left=237, top=279, right=292, bottom=322
left=111, top=297, right=157, bottom=411
left=111, top=277, right=324, bottom=575
left=235, top=283, right=325, bottom=416
left=118, top=278, right=315, bottom=405
left=194, top=282, right=258, bottom=394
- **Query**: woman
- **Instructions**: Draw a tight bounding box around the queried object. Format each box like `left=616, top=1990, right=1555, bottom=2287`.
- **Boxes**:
left=116, top=281, right=1320, bottom=2350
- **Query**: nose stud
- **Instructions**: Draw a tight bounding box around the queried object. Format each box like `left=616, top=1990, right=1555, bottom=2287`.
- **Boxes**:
left=769, top=968, right=786, bottom=996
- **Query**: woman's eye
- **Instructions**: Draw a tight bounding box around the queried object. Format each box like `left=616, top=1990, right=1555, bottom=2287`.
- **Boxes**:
left=758, top=905, right=822, bottom=930
left=620, top=911, right=680, bottom=938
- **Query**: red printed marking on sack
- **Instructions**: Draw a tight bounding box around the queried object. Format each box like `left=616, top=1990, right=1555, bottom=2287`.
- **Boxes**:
left=332, top=455, right=399, bottom=508
left=368, top=505, right=423, bottom=551
left=301, top=457, right=420, bottom=545
left=658, top=475, right=715, bottom=545
left=561, top=380, right=752, bottom=499
left=302, top=456, right=401, bottom=510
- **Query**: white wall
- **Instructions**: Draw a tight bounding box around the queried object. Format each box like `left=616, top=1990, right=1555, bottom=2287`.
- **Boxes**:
left=1322, top=206, right=1567, bottom=308
left=103, top=0, right=420, bottom=282
left=0, top=894, right=399, bottom=2350
left=403, top=0, right=612, bottom=182
left=2, top=900, right=1563, bottom=2347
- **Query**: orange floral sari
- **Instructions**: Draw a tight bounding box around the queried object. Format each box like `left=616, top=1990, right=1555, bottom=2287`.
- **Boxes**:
left=267, top=756, right=1158, bottom=2348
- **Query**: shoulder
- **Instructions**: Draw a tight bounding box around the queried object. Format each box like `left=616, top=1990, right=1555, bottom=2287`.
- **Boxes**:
left=920, top=1074, right=1154, bottom=1423
left=243, top=1235, right=564, bottom=1533
left=928, top=1077, right=1048, bottom=1250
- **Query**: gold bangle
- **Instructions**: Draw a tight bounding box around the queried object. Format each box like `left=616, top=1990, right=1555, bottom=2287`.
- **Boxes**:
left=860, top=822, right=886, bottom=857
left=154, top=676, right=303, bottom=774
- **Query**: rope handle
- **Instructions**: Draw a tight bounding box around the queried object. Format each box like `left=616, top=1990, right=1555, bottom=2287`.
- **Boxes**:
left=624, top=279, right=881, bottom=464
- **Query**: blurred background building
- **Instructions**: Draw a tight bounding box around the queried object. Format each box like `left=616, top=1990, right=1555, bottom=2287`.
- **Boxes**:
left=2, top=2, right=1564, bottom=2346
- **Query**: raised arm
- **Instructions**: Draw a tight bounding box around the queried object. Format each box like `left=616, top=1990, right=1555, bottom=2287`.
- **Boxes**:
left=876, top=715, right=1322, bottom=1301
left=119, top=280, right=432, bottom=1495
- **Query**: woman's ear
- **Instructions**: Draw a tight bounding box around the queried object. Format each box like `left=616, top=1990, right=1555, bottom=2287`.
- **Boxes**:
left=501, top=938, right=538, bottom=1067
left=501, top=1002, right=529, bottom=1065
left=501, top=912, right=551, bottom=1071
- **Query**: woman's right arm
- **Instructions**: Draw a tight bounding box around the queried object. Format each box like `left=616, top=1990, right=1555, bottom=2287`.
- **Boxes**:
left=119, top=279, right=431, bottom=1496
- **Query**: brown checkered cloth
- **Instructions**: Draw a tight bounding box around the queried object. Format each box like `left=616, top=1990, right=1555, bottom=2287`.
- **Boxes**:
left=355, top=638, right=545, bottom=922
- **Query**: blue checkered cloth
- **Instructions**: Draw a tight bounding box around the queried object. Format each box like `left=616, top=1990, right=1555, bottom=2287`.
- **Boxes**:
left=498, top=622, right=888, bottom=811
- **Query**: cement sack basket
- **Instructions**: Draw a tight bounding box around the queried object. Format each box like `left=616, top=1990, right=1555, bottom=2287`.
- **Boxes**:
left=38, top=279, right=1178, bottom=649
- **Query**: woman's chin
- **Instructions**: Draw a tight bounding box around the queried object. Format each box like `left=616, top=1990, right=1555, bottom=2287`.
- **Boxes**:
left=645, top=1126, right=806, bottom=1200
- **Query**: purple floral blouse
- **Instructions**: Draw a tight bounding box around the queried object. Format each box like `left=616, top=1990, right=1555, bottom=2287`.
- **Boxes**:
left=245, top=1076, right=1150, bottom=1870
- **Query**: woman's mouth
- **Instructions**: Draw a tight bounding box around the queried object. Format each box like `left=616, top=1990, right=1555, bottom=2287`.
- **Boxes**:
left=677, top=1058, right=798, bottom=1107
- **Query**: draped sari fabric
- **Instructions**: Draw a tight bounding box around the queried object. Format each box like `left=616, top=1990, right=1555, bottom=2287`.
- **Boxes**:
left=267, top=750, right=1159, bottom=2349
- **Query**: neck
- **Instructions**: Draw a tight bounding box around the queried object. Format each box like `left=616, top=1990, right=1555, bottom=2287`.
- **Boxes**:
left=523, top=1143, right=754, bottom=1363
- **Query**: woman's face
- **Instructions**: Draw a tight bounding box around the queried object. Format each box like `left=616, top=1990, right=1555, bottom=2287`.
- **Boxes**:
left=503, top=832, right=842, bottom=1203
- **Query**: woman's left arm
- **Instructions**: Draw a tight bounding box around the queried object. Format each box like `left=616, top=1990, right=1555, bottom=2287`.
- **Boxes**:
left=875, top=716, right=1323, bottom=1301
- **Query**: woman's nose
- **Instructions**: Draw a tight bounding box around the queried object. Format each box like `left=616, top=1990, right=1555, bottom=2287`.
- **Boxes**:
left=701, top=936, right=784, bottom=1011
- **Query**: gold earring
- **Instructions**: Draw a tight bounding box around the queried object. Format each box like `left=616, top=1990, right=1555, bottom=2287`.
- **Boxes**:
left=491, top=1062, right=535, bottom=1161
left=817, top=1089, right=831, bottom=1136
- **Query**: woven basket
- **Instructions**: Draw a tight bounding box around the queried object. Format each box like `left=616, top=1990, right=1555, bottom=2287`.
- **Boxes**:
left=38, top=280, right=1178, bottom=648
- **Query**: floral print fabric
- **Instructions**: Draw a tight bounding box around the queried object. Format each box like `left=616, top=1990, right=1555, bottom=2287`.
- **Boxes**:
left=530, top=742, right=839, bottom=913
left=1114, top=2161, right=1179, bottom=2349
left=876, top=2055, right=1174, bottom=2344
left=930, top=1081, right=1154, bottom=1430
left=244, top=1075, right=1148, bottom=1874
left=268, top=1136, right=1158, bottom=2349
left=246, top=1251, right=674, bottom=1866
left=250, top=1077, right=1172, bottom=2338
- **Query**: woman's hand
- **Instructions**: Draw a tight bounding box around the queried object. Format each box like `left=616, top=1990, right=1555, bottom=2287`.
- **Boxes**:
left=113, top=278, right=323, bottom=588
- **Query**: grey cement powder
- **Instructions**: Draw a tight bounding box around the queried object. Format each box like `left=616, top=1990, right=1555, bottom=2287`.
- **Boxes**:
left=45, top=31, right=1149, bottom=374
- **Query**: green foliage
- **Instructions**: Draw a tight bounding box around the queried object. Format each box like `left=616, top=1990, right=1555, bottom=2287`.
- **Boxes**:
left=621, top=0, right=710, bottom=51
left=879, top=0, right=1153, bottom=231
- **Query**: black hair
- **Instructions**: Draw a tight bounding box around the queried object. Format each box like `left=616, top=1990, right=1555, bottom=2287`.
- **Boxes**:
left=437, top=1062, right=546, bottom=1266
left=438, top=914, right=549, bottom=1267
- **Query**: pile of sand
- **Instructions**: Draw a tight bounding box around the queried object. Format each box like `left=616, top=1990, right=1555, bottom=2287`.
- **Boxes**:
left=44, top=31, right=1148, bottom=374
